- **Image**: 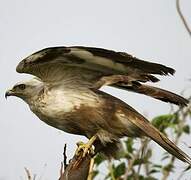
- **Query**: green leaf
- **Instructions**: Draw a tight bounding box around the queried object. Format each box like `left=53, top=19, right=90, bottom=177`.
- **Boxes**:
left=183, top=125, right=190, bottom=134
left=152, top=164, right=162, bottom=169
left=125, top=138, right=134, bottom=153
left=94, top=154, right=104, bottom=166
left=116, top=150, right=130, bottom=159
left=145, top=149, right=152, bottom=160
left=163, top=164, right=174, bottom=172
left=183, top=165, right=191, bottom=172
left=133, top=158, right=149, bottom=166
left=127, top=175, right=157, bottom=180
left=144, top=177, right=158, bottom=180
left=124, top=152, right=132, bottom=159
left=161, top=153, right=170, bottom=161
left=149, top=169, right=160, bottom=174
left=152, top=114, right=176, bottom=132
left=92, top=170, right=99, bottom=178
left=113, top=162, right=126, bottom=178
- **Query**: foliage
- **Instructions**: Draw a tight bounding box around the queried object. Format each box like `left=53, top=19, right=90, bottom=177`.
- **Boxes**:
left=92, top=100, right=191, bottom=180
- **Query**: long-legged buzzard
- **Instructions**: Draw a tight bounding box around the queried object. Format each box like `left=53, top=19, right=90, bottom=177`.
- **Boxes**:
left=5, top=46, right=191, bottom=164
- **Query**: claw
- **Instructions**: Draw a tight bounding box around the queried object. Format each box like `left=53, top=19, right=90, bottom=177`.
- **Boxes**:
left=75, top=136, right=97, bottom=157
left=75, top=141, right=95, bottom=157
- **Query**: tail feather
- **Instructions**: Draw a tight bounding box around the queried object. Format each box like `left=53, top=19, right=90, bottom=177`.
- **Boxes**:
left=115, top=82, right=189, bottom=107
left=128, top=109, right=191, bottom=164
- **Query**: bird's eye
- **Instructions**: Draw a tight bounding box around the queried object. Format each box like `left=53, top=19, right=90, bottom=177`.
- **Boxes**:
left=18, top=84, right=26, bottom=90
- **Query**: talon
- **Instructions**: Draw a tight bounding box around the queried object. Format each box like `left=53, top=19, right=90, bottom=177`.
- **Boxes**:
left=75, top=136, right=97, bottom=157
left=76, top=141, right=84, bottom=147
left=75, top=141, right=95, bottom=157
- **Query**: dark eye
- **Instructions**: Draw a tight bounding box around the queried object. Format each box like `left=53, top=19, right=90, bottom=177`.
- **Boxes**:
left=18, top=84, right=26, bottom=90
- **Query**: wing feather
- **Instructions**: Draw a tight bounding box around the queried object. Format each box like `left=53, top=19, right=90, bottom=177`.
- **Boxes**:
left=16, top=46, right=175, bottom=83
left=71, top=46, right=175, bottom=75
left=126, top=107, right=191, bottom=164
left=114, top=82, right=189, bottom=106
left=16, top=46, right=187, bottom=106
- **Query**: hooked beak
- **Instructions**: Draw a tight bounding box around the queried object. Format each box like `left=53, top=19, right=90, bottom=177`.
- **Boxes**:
left=5, top=89, right=14, bottom=99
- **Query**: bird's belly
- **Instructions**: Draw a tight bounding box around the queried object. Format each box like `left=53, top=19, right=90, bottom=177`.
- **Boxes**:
left=30, top=102, right=92, bottom=136
left=32, top=95, right=79, bottom=120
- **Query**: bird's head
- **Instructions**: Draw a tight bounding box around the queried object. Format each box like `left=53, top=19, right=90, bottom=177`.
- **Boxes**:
left=5, top=78, right=43, bottom=102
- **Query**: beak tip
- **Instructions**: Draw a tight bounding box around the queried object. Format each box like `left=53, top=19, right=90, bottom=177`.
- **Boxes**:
left=5, top=92, right=8, bottom=99
left=5, top=90, right=12, bottom=99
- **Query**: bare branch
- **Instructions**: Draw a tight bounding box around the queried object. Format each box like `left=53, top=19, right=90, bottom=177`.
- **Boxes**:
left=24, top=168, right=32, bottom=180
left=63, top=144, right=68, bottom=170
left=176, top=0, right=191, bottom=37
left=123, top=138, right=149, bottom=180
left=59, top=145, right=92, bottom=180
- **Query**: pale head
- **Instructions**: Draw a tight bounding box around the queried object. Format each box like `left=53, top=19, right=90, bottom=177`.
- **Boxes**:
left=5, top=78, right=43, bottom=102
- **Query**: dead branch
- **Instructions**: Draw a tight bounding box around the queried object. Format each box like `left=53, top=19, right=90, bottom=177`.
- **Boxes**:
left=24, top=168, right=32, bottom=180
left=59, top=145, right=92, bottom=180
left=63, top=144, right=68, bottom=170
left=176, top=0, right=191, bottom=37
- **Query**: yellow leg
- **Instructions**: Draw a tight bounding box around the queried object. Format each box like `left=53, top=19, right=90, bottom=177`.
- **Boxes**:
left=87, top=158, right=95, bottom=180
left=75, top=135, right=97, bottom=157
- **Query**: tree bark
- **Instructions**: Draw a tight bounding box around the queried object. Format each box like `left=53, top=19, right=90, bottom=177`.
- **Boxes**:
left=59, top=146, right=92, bottom=180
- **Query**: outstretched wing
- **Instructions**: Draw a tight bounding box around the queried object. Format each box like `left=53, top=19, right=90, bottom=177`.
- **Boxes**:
left=16, top=46, right=174, bottom=83
left=16, top=46, right=188, bottom=106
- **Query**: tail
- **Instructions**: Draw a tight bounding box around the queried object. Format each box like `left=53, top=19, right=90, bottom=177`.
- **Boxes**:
left=115, top=82, right=189, bottom=107
left=127, top=107, right=191, bottom=164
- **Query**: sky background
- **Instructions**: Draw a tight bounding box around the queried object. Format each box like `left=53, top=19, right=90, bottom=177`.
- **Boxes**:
left=0, top=0, right=191, bottom=179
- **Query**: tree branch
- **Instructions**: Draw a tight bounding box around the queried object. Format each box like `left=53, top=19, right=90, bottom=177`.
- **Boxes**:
left=176, top=0, right=191, bottom=37
left=123, top=138, right=149, bottom=180
left=162, top=101, right=191, bottom=180
left=24, top=168, right=33, bottom=180
left=59, top=145, right=92, bottom=180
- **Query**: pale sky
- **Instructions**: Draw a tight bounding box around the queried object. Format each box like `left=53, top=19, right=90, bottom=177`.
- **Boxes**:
left=0, top=0, right=191, bottom=179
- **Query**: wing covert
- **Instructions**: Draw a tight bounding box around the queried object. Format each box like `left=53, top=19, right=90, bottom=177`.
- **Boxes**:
left=16, top=46, right=175, bottom=84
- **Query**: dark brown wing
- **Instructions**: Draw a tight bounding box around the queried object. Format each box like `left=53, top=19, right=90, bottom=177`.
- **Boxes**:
left=16, top=46, right=175, bottom=84
left=94, top=90, right=191, bottom=164
left=72, top=46, right=175, bottom=75
left=16, top=46, right=187, bottom=106
left=93, top=74, right=188, bottom=107
left=124, top=103, right=191, bottom=164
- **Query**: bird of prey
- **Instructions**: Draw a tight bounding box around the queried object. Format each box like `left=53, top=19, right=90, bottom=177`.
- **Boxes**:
left=5, top=46, right=191, bottom=164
